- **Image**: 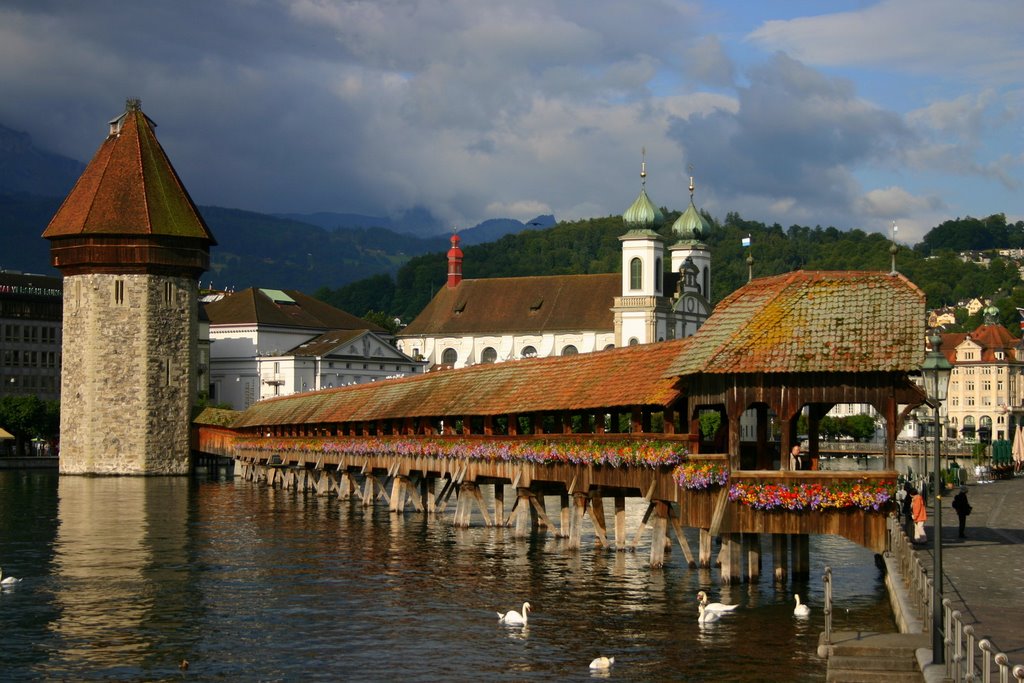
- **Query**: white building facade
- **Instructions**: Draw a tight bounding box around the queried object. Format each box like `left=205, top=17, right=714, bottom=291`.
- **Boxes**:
left=205, top=288, right=426, bottom=410
left=397, top=169, right=713, bottom=368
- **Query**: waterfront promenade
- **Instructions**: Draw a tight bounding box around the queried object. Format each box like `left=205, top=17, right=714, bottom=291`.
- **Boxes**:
left=919, top=472, right=1024, bottom=659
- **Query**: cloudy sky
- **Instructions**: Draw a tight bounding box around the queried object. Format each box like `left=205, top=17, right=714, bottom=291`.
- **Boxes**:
left=1, top=0, right=1020, bottom=243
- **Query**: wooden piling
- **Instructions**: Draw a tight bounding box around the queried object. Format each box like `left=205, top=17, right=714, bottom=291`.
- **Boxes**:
left=773, top=533, right=788, bottom=582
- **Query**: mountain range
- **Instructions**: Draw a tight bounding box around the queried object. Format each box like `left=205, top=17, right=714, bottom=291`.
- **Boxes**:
left=0, top=122, right=553, bottom=291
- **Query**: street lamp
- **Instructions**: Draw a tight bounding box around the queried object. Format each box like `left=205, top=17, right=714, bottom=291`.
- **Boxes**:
left=921, top=332, right=953, bottom=664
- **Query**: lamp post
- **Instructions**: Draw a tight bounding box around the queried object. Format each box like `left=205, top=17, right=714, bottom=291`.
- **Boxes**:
left=921, top=332, right=953, bottom=664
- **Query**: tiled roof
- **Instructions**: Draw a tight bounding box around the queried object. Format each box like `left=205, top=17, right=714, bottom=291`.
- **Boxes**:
left=231, top=338, right=689, bottom=427
left=399, top=273, right=620, bottom=336
left=666, top=270, right=926, bottom=376
left=43, top=103, right=215, bottom=243
left=205, top=288, right=382, bottom=332
left=941, top=324, right=1021, bottom=364
left=287, top=329, right=369, bottom=356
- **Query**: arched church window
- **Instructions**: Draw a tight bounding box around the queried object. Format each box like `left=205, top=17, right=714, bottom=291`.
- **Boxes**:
left=441, top=348, right=458, bottom=365
left=603, top=344, right=615, bottom=351
left=521, top=346, right=537, bottom=358
left=561, top=345, right=578, bottom=356
left=630, top=257, right=642, bottom=290
left=628, top=338, right=639, bottom=346
left=481, top=347, right=497, bottom=364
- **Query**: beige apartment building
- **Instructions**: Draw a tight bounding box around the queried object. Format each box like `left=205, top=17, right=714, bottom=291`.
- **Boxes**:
left=939, top=307, right=1024, bottom=442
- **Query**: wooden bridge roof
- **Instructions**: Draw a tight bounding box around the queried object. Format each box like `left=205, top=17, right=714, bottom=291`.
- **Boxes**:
left=666, top=270, right=925, bottom=377
left=231, top=337, right=690, bottom=428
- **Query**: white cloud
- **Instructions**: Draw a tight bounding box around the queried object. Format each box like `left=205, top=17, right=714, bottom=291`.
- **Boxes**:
left=746, top=0, right=1024, bottom=85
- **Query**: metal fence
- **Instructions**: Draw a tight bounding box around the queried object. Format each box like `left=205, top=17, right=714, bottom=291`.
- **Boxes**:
left=886, top=515, right=1024, bottom=682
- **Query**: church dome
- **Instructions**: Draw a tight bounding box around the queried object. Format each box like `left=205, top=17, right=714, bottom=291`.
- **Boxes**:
left=671, top=175, right=710, bottom=242
left=623, top=187, right=664, bottom=230
left=672, top=199, right=710, bottom=242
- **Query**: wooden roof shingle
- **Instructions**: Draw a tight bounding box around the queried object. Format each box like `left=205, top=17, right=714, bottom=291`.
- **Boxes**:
left=231, top=338, right=690, bottom=428
left=666, top=270, right=926, bottom=377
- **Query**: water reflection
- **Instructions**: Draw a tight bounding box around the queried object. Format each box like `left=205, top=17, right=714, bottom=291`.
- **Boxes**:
left=0, top=472, right=898, bottom=681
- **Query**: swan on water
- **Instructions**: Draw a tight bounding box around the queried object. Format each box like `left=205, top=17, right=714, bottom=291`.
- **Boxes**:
left=589, top=656, right=615, bottom=670
left=697, top=603, right=720, bottom=624
left=497, top=602, right=531, bottom=625
left=697, top=590, right=739, bottom=614
left=0, top=567, right=21, bottom=586
left=793, top=594, right=810, bottom=617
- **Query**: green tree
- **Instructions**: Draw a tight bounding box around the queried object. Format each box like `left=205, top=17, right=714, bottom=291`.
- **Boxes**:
left=699, top=410, right=722, bottom=441
left=840, top=414, right=877, bottom=442
left=0, top=395, right=59, bottom=456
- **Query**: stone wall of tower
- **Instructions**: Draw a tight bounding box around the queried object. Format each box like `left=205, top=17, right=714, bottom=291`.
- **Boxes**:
left=59, top=272, right=197, bottom=475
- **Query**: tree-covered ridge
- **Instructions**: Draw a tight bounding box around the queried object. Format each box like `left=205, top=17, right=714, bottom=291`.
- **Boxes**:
left=317, top=212, right=1024, bottom=329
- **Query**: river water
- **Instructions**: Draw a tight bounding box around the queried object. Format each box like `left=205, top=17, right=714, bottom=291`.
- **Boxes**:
left=0, top=470, right=896, bottom=681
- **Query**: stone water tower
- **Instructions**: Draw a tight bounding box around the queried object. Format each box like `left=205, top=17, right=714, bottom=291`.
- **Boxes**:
left=43, top=100, right=216, bottom=474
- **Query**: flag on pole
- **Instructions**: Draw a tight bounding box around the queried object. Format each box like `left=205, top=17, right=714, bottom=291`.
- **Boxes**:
left=741, top=235, right=752, bottom=248
left=1017, top=307, right=1024, bottom=331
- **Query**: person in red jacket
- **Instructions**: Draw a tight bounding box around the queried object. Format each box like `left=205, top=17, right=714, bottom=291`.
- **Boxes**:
left=911, top=488, right=927, bottom=544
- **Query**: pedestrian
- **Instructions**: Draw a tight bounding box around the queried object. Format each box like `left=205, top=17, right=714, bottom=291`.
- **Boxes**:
left=911, top=488, right=927, bottom=544
left=952, top=485, right=972, bottom=538
left=900, top=483, right=914, bottom=537
left=790, top=444, right=804, bottom=471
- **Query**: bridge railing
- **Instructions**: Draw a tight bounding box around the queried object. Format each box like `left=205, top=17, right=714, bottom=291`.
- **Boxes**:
left=887, top=515, right=1023, bottom=681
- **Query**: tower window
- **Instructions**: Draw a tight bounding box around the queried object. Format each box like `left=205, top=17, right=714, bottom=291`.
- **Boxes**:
left=441, top=348, right=458, bottom=365
left=114, top=279, right=125, bottom=305
left=164, top=282, right=174, bottom=306
left=655, top=258, right=662, bottom=293
left=630, top=258, right=642, bottom=290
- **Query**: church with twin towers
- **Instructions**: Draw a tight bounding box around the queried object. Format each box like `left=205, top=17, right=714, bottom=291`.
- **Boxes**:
left=396, top=161, right=714, bottom=369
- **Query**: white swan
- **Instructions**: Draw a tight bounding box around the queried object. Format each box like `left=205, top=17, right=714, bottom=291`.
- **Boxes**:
left=697, top=603, right=720, bottom=623
left=793, top=594, right=810, bottom=617
left=0, top=567, right=21, bottom=586
left=589, top=656, right=615, bottom=670
left=497, top=602, right=531, bottom=625
left=697, top=590, right=739, bottom=614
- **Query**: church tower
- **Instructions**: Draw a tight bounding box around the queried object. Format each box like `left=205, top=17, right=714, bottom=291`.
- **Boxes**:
left=43, top=100, right=216, bottom=474
left=669, top=175, right=712, bottom=300
left=613, top=154, right=669, bottom=346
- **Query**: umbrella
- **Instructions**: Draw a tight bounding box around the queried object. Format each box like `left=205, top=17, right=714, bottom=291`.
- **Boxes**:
left=1014, top=424, right=1024, bottom=471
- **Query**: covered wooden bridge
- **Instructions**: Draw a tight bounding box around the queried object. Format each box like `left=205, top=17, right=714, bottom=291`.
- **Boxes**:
left=195, top=270, right=928, bottom=581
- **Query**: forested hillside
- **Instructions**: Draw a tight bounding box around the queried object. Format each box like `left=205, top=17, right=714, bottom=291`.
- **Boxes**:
left=317, top=211, right=1024, bottom=330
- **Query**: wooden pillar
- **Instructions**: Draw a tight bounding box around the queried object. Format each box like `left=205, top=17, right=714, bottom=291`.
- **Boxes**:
left=773, top=533, right=788, bottom=582
left=885, top=396, right=898, bottom=471
left=389, top=476, right=406, bottom=513
left=791, top=534, right=810, bottom=579
left=361, top=475, right=376, bottom=507
left=755, top=404, right=769, bottom=469
left=339, top=471, right=356, bottom=500
left=699, top=529, right=713, bottom=568
left=493, top=483, right=505, bottom=526
left=663, top=407, right=676, bottom=435
left=424, top=477, right=436, bottom=514
left=631, top=407, right=643, bottom=433
left=614, top=494, right=627, bottom=551
left=568, top=493, right=587, bottom=550
left=595, top=412, right=606, bottom=434
left=744, top=533, right=762, bottom=581
left=589, top=492, right=609, bottom=548
left=649, top=501, right=669, bottom=568
left=559, top=493, right=571, bottom=539
left=720, top=533, right=741, bottom=584
left=514, top=487, right=532, bottom=538
left=507, top=414, right=519, bottom=436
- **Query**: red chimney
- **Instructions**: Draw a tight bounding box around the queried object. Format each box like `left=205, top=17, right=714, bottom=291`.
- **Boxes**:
left=446, top=233, right=463, bottom=288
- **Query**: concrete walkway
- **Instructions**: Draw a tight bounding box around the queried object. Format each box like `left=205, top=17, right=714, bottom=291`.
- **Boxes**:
left=916, top=472, right=1024, bottom=659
